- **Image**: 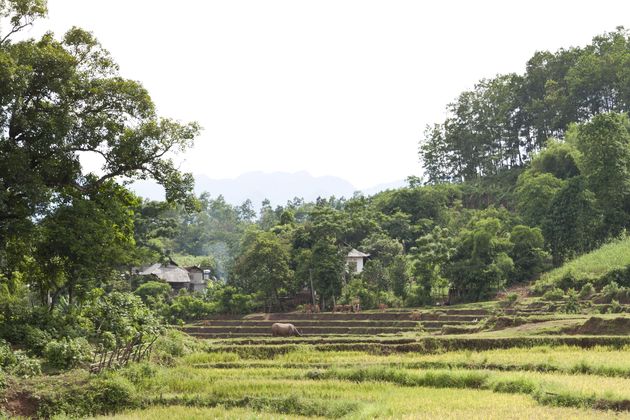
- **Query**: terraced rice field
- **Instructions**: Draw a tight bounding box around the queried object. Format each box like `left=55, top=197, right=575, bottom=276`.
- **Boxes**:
left=180, top=308, right=497, bottom=338
left=99, top=345, right=630, bottom=419
left=97, top=305, right=630, bottom=418
left=180, top=305, right=630, bottom=340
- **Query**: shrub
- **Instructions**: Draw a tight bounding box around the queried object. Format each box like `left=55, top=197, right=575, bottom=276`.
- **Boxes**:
left=509, top=225, right=551, bottom=282
left=340, top=278, right=377, bottom=309
left=21, top=325, right=53, bottom=355
left=84, top=291, right=162, bottom=347
left=563, top=289, right=580, bottom=314
left=134, top=281, right=172, bottom=307
left=152, top=329, right=199, bottom=364
left=120, top=362, right=157, bottom=386
left=608, top=300, right=623, bottom=314
left=0, top=332, right=42, bottom=379
left=578, top=283, right=595, bottom=299
left=597, top=266, right=630, bottom=289
left=168, top=293, right=215, bottom=321
left=556, top=270, right=582, bottom=291
left=615, top=287, right=630, bottom=303
left=339, top=278, right=403, bottom=310
left=207, top=285, right=261, bottom=315
left=504, top=293, right=518, bottom=307
left=0, top=339, right=17, bottom=368
left=377, top=291, right=402, bottom=308
left=602, top=281, right=620, bottom=298
left=11, top=351, right=42, bottom=378
left=44, top=337, right=93, bottom=369
left=38, top=374, right=139, bottom=418
left=0, top=320, right=56, bottom=353
left=542, top=288, right=564, bottom=301
left=88, top=375, right=137, bottom=414
left=404, top=283, right=434, bottom=307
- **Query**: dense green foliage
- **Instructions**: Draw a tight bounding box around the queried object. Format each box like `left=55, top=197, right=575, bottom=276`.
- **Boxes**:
left=420, top=27, right=630, bottom=182
left=0, top=0, right=187, bottom=367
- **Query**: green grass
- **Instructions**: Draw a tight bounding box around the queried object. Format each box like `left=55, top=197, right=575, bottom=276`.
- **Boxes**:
left=312, top=366, right=630, bottom=404
left=92, top=390, right=627, bottom=419
left=85, top=344, right=630, bottom=418
left=184, top=345, right=630, bottom=378
left=535, top=236, right=630, bottom=292
left=11, top=343, right=630, bottom=418
left=203, top=336, right=630, bottom=359
left=91, top=406, right=312, bottom=419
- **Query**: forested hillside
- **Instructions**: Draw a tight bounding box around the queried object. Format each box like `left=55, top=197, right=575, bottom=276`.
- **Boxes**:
left=420, top=27, right=630, bottom=182
left=142, top=27, right=630, bottom=316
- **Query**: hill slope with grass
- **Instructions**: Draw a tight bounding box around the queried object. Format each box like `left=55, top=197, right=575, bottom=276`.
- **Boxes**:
left=533, top=236, right=630, bottom=295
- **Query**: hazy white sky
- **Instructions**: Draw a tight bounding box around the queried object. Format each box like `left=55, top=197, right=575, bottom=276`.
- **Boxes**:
left=29, top=1, right=630, bottom=189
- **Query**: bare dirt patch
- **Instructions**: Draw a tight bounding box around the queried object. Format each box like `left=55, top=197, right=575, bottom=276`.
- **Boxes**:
left=3, top=389, right=39, bottom=418
left=574, top=316, right=630, bottom=335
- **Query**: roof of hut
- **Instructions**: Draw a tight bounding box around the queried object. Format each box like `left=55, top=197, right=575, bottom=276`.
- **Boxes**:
left=139, top=263, right=190, bottom=283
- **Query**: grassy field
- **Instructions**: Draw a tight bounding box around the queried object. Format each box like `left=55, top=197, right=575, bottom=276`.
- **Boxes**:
left=5, top=298, right=630, bottom=418
left=6, top=284, right=630, bottom=418
left=186, top=345, right=630, bottom=376
left=534, top=236, right=630, bottom=291
left=93, top=392, right=627, bottom=419
left=90, top=344, right=630, bottom=419
left=5, top=313, right=630, bottom=418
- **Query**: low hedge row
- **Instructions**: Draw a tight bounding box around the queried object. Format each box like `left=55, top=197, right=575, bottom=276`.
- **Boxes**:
left=206, top=336, right=630, bottom=358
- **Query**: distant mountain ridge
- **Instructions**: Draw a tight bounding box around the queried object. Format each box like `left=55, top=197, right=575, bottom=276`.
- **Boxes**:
left=130, top=171, right=406, bottom=207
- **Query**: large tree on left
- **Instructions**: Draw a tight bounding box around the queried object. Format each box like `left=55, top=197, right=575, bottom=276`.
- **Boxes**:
left=0, top=1, right=199, bottom=299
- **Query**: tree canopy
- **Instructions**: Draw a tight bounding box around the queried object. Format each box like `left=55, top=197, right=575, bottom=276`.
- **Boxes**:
left=0, top=1, right=199, bottom=266
left=0, top=0, right=199, bottom=305
left=420, top=28, right=630, bottom=183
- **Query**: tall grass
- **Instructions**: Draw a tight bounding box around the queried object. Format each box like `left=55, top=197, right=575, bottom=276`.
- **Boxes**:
left=535, top=236, right=630, bottom=291
left=206, top=336, right=630, bottom=358
left=309, top=367, right=488, bottom=389
left=33, top=344, right=630, bottom=418
left=94, top=389, right=625, bottom=420
left=308, top=366, right=630, bottom=411
left=186, top=345, right=630, bottom=377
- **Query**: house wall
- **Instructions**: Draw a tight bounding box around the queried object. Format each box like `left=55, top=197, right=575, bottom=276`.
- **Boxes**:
left=347, top=257, right=365, bottom=273
left=356, top=257, right=364, bottom=273
left=188, top=271, right=203, bottom=283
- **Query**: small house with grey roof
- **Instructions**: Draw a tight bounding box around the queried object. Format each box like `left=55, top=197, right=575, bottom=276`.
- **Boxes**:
left=346, top=249, right=370, bottom=274
left=138, top=261, right=210, bottom=292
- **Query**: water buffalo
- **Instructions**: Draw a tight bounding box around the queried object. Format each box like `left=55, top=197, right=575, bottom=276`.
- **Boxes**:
left=271, top=322, right=302, bottom=337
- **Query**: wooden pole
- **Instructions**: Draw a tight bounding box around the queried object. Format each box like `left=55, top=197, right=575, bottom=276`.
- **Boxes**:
left=309, top=269, right=315, bottom=306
